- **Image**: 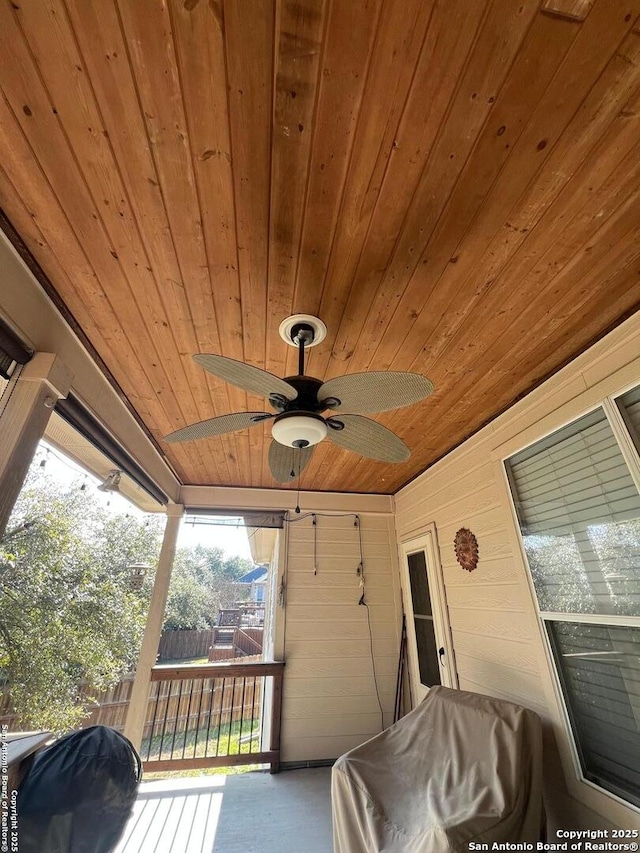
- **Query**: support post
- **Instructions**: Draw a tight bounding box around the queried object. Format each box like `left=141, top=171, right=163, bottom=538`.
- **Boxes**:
left=0, top=353, right=72, bottom=539
left=124, top=503, right=184, bottom=750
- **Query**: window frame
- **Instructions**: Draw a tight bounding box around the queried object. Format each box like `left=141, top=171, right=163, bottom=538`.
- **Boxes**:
left=502, top=384, right=640, bottom=816
left=399, top=525, right=458, bottom=707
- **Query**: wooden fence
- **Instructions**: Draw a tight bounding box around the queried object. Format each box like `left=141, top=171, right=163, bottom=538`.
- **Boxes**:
left=157, top=629, right=215, bottom=661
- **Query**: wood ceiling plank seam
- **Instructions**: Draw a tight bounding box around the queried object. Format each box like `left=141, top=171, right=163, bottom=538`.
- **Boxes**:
left=365, top=133, right=640, bottom=480
left=501, top=278, right=640, bottom=396
left=0, top=142, right=157, bottom=417
left=163, top=0, right=242, bottom=377
left=0, top=69, right=212, bottom=483
left=163, top=0, right=247, bottom=484
left=415, top=235, right=640, bottom=446
left=90, top=4, right=226, bottom=490
left=399, top=29, right=640, bottom=386
left=195, top=0, right=270, bottom=487
left=318, top=0, right=470, bottom=378
left=286, top=0, right=384, bottom=378
left=0, top=179, right=157, bottom=431
left=0, top=2, right=210, bottom=454
left=336, top=0, right=563, bottom=379
left=222, top=0, right=273, bottom=368
left=63, top=0, right=230, bottom=397
left=503, top=239, right=640, bottom=369
left=110, top=0, right=238, bottom=452
left=300, top=3, right=410, bottom=322
left=283, top=0, right=334, bottom=380
left=309, top=0, right=439, bottom=384
left=56, top=0, right=222, bottom=485
left=282, top=0, right=344, bottom=381
left=378, top=13, right=584, bottom=373
left=0, top=162, right=210, bottom=482
left=396, top=221, right=640, bottom=464
left=408, top=118, right=640, bottom=389
left=219, top=0, right=278, bottom=486
left=431, top=268, right=640, bottom=461
left=378, top=280, right=640, bottom=493
left=299, top=0, right=482, bottom=488
left=313, top=0, right=498, bottom=383
left=385, top=4, right=639, bottom=377
left=112, top=0, right=239, bottom=484
left=314, top=0, right=514, bottom=384
left=265, top=0, right=329, bottom=380
left=0, top=89, right=192, bottom=444
left=106, top=3, right=234, bottom=440
left=8, top=0, right=203, bottom=420
left=303, top=0, right=532, bottom=486
left=264, top=0, right=282, bottom=382
left=414, top=183, right=640, bottom=420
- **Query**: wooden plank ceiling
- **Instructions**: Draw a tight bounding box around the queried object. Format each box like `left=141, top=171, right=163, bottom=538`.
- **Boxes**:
left=1, top=0, right=640, bottom=494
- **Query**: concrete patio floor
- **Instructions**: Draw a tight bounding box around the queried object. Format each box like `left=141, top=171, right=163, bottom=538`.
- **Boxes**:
left=115, top=767, right=333, bottom=853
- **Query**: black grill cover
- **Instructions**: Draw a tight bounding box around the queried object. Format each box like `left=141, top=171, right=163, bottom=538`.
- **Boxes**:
left=16, top=725, right=142, bottom=852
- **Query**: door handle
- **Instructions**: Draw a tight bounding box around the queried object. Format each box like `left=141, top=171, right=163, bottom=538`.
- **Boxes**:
left=438, top=647, right=446, bottom=667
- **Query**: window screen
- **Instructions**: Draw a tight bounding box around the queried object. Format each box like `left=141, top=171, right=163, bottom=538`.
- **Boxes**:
left=507, top=402, right=640, bottom=808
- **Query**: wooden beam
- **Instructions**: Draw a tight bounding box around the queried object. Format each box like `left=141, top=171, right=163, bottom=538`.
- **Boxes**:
left=151, top=660, right=285, bottom=682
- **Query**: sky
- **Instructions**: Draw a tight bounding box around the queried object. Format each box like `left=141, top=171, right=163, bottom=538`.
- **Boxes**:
left=34, top=440, right=252, bottom=561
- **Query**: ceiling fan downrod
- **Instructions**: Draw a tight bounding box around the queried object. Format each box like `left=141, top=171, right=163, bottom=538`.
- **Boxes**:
left=290, top=322, right=315, bottom=375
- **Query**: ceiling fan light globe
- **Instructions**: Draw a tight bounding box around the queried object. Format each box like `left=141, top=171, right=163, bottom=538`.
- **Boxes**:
left=272, top=413, right=327, bottom=448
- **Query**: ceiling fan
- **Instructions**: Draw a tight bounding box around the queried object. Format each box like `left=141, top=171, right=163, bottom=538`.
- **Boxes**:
left=165, top=315, right=434, bottom=483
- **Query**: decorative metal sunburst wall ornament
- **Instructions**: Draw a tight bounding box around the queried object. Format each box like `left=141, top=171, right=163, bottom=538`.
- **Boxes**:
left=454, top=527, right=479, bottom=572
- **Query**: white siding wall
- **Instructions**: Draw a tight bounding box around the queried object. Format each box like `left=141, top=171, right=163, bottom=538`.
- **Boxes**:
left=281, top=512, right=400, bottom=763
left=394, top=312, right=640, bottom=830
left=180, top=488, right=400, bottom=765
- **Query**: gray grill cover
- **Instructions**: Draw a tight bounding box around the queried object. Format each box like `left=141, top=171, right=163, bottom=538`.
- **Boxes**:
left=332, top=686, right=544, bottom=853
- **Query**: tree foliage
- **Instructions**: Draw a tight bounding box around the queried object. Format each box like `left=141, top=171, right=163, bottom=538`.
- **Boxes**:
left=162, top=544, right=252, bottom=631
left=0, top=467, right=163, bottom=732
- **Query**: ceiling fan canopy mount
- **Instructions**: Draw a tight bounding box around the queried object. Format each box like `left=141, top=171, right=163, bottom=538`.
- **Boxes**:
left=165, top=314, right=434, bottom=483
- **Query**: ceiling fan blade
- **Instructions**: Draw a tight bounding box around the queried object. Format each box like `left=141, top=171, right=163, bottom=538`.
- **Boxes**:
left=325, top=414, right=410, bottom=462
left=268, top=439, right=315, bottom=483
left=165, top=412, right=273, bottom=443
left=194, top=354, right=298, bottom=401
left=318, top=371, right=434, bottom=414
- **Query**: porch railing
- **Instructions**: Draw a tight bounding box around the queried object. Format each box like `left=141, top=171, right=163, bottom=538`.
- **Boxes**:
left=140, top=660, right=284, bottom=773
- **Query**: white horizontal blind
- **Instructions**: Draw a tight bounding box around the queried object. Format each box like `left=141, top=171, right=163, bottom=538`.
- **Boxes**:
left=507, top=402, right=640, bottom=808
left=508, top=409, right=640, bottom=617
left=548, top=621, right=640, bottom=807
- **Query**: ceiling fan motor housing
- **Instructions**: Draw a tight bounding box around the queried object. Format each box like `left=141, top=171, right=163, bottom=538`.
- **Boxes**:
left=271, top=411, right=328, bottom=448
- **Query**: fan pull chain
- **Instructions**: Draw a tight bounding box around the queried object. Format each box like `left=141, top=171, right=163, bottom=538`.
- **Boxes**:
left=294, top=447, right=302, bottom=513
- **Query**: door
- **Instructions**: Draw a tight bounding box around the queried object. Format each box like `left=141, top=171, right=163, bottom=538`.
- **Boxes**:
left=401, top=526, right=457, bottom=704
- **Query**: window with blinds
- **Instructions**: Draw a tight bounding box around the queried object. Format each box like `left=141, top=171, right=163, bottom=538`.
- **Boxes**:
left=506, top=399, right=640, bottom=808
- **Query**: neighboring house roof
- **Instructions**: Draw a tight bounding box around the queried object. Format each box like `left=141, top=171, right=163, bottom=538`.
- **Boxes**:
left=237, top=565, right=268, bottom=584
